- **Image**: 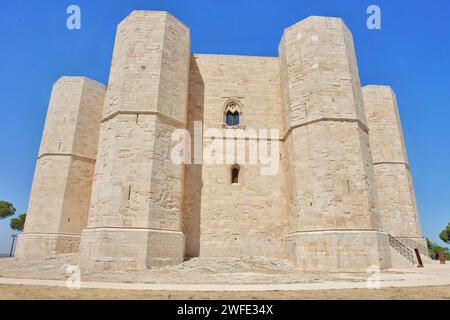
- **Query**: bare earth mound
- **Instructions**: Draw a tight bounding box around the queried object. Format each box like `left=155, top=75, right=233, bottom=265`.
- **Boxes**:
left=0, top=255, right=368, bottom=284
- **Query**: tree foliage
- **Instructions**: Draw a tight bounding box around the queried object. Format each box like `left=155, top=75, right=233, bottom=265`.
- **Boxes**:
left=10, top=213, right=26, bottom=232
left=439, top=222, right=450, bottom=244
left=0, top=201, right=16, bottom=219
left=427, top=238, right=450, bottom=260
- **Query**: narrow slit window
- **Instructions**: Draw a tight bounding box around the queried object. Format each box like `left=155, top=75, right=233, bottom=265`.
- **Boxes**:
left=231, top=165, right=240, bottom=184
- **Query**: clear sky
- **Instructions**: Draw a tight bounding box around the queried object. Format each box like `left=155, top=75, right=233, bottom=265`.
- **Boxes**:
left=0, top=0, right=449, bottom=254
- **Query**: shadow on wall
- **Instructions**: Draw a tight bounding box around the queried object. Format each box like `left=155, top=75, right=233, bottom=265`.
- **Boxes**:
left=182, top=56, right=205, bottom=258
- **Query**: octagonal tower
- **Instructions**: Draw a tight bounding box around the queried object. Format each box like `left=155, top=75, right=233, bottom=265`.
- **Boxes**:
left=279, top=17, right=391, bottom=271
left=79, top=11, right=191, bottom=271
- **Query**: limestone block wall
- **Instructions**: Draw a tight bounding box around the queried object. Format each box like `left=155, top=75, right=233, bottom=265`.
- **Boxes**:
left=279, top=16, right=391, bottom=270
left=15, top=77, right=105, bottom=259
left=183, top=54, right=289, bottom=258
left=80, top=11, right=190, bottom=271
left=17, top=10, right=426, bottom=272
left=363, top=86, right=422, bottom=238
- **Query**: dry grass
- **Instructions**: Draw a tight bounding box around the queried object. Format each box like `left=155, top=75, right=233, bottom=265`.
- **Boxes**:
left=1, top=284, right=449, bottom=300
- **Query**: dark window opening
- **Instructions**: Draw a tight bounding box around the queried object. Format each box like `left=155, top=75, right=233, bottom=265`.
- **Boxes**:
left=231, top=166, right=240, bottom=184
left=233, top=112, right=239, bottom=126
left=226, top=111, right=240, bottom=127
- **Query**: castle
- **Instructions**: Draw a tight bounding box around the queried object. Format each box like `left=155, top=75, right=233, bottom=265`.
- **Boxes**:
left=15, top=11, right=428, bottom=271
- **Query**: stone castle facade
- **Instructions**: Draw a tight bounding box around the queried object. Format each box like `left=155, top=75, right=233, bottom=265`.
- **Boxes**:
left=15, top=11, right=427, bottom=271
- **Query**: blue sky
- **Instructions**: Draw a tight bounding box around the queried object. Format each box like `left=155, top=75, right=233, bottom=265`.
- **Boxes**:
left=0, top=0, right=449, bottom=254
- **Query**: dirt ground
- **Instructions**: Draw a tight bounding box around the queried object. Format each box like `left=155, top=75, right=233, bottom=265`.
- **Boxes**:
left=1, top=255, right=449, bottom=300
left=1, top=284, right=449, bottom=300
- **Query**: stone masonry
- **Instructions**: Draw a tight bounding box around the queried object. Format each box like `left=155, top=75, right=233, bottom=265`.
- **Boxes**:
left=16, top=11, right=426, bottom=271
left=79, top=11, right=190, bottom=271
left=15, top=77, right=105, bottom=259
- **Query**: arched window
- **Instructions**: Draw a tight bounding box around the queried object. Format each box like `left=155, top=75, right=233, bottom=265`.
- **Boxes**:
left=224, top=100, right=243, bottom=128
left=231, top=165, right=240, bottom=184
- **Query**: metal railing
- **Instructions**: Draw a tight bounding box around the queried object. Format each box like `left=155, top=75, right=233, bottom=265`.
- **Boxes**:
left=396, top=237, right=432, bottom=259
left=389, top=235, right=415, bottom=265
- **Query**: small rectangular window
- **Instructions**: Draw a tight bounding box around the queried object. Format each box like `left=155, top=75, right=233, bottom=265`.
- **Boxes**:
left=231, top=166, right=240, bottom=184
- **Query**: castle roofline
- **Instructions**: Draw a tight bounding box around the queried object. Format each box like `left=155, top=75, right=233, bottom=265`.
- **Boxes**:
left=278, top=15, right=351, bottom=51
left=283, top=15, right=345, bottom=33
left=119, top=10, right=190, bottom=31
left=362, top=85, right=397, bottom=95
left=192, top=53, right=278, bottom=59
left=362, top=84, right=394, bottom=89
left=53, top=76, right=106, bottom=88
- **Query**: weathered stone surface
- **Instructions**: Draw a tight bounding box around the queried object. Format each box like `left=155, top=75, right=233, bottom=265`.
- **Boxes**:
left=279, top=16, right=391, bottom=271
left=286, top=230, right=391, bottom=271
left=363, top=86, right=422, bottom=238
left=18, top=11, right=426, bottom=272
left=15, top=77, right=105, bottom=259
left=183, top=54, right=289, bottom=258
left=79, top=11, right=190, bottom=271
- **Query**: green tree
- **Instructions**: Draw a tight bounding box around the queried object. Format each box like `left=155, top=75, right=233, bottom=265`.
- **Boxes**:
left=427, top=238, right=450, bottom=260
left=439, top=222, right=450, bottom=244
left=10, top=213, right=26, bottom=232
left=0, top=201, right=16, bottom=219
